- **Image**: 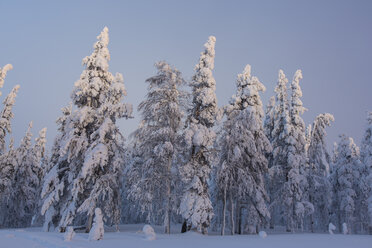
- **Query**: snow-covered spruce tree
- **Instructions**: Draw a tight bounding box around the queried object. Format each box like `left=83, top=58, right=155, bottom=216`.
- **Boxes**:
left=40, top=104, right=71, bottom=232
left=41, top=27, right=132, bottom=232
left=3, top=123, right=47, bottom=228
left=330, top=135, right=361, bottom=233
left=0, top=64, right=19, bottom=222
left=307, top=113, right=334, bottom=232
left=0, top=139, right=16, bottom=227
left=269, top=70, right=312, bottom=232
left=3, top=122, right=34, bottom=227
left=217, top=65, right=271, bottom=235
left=179, top=36, right=219, bottom=235
left=0, top=64, right=13, bottom=95
left=282, top=70, right=313, bottom=232
left=30, top=127, right=48, bottom=226
left=268, top=70, right=290, bottom=229
left=126, top=61, right=186, bottom=233
left=361, top=112, right=372, bottom=234
left=358, top=112, right=372, bottom=234
left=0, top=65, right=19, bottom=154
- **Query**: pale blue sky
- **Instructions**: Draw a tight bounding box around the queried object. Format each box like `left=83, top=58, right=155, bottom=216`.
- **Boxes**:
left=0, top=0, right=371, bottom=149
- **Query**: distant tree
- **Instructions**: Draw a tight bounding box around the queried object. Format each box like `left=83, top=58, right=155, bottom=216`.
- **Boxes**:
left=0, top=139, right=16, bottom=227
left=0, top=64, right=13, bottom=95
left=330, top=135, right=361, bottom=233
left=307, top=113, right=334, bottom=232
left=180, top=36, right=219, bottom=235
left=268, top=70, right=290, bottom=229
left=281, top=70, right=313, bottom=232
left=361, top=112, right=372, bottom=234
left=359, top=112, right=372, bottom=233
left=217, top=65, right=271, bottom=235
left=126, top=61, right=186, bottom=233
left=270, top=70, right=312, bottom=232
left=0, top=64, right=19, bottom=154
left=41, top=27, right=132, bottom=232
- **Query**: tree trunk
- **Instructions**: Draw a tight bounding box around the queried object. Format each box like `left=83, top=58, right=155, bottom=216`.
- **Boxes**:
left=230, top=194, right=234, bottom=235
left=201, top=224, right=208, bottom=235
left=238, top=204, right=242, bottom=234
left=85, top=213, right=93, bottom=233
left=270, top=211, right=275, bottom=229
left=221, top=185, right=227, bottom=236
left=181, top=220, right=187, bottom=233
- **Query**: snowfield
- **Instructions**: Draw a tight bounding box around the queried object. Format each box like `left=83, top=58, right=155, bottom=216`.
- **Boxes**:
left=0, top=225, right=371, bottom=248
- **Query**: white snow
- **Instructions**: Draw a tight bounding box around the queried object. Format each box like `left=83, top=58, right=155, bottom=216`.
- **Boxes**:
left=89, top=208, right=104, bottom=241
left=0, top=225, right=371, bottom=248
left=142, top=224, right=156, bottom=240
left=328, top=223, right=336, bottom=234
left=259, top=231, right=267, bottom=238
left=342, top=223, right=348, bottom=235
left=64, top=226, right=75, bottom=241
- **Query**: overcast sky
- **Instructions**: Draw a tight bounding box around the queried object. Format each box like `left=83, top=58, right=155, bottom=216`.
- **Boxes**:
left=0, top=0, right=371, bottom=150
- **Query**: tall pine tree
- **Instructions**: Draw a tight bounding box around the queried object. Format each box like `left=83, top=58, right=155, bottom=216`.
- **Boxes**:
left=41, top=27, right=132, bottom=232
left=180, top=36, right=219, bottom=235
left=126, top=61, right=186, bottom=233
left=361, top=112, right=372, bottom=234
left=217, top=65, right=271, bottom=234
left=307, top=113, right=334, bottom=232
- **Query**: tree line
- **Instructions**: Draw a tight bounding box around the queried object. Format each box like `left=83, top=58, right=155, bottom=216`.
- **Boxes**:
left=0, top=27, right=371, bottom=235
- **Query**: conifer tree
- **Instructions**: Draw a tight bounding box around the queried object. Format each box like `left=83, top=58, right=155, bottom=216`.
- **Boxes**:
left=0, top=64, right=13, bottom=95
left=126, top=61, right=186, bottom=233
left=307, top=113, right=334, bottom=232
left=0, top=63, right=19, bottom=154
left=282, top=70, right=313, bottom=232
left=0, top=139, right=16, bottom=227
left=330, top=135, right=361, bottom=233
left=361, top=112, right=372, bottom=234
left=180, top=36, right=219, bottom=234
left=41, top=27, right=132, bottom=232
left=4, top=122, right=34, bottom=227
left=217, top=65, right=271, bottom=234
left=268, top=70, right=290, bottom=229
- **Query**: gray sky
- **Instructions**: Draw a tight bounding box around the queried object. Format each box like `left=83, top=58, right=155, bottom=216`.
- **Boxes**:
left=0, top=0, right=371, bottom=150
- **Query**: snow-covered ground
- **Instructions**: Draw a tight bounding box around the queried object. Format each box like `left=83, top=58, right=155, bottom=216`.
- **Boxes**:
left=1, top=224, right=371, bottom=248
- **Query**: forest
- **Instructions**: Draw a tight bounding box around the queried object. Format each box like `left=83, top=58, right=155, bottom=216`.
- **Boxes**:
left=0, top=27, right=371, bottom=239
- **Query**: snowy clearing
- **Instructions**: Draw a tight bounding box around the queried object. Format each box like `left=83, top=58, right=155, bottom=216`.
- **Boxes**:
left=0, top=225, right=371, bottom=248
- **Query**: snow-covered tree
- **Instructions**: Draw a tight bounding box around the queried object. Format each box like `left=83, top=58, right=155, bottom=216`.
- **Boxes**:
left=269, top=70, right=312, bottom=232
left=40, top=104, right=71, bottom=232
left=281, top=70, right=313, bottom=232
left=0, top=139, right=16, bottom=227
left=126, top=61, right=186, bottom=233
left=307, top=113, right=334, bottom=232
left=361, top=112, right=372, bottom=234
left=0, top=79, right=20, bottom=154
left=0, top=64, right=13, bottom=95
left=30, top=127, right=48, bottom=226
left=330, top=135, right=361, bottom=233
left=216, top=65, right=271, bottom=235
left=268, top=70, right=290, bottom=229
left=180, top=36, right=219, bottom=235
left=360, top=112, right=372, bottom=233
left=41, top=27, right=132, bottom=232
left=89, top=208, right=104, bottom=241
left=2, top=122, right=34, bottom=227
left=0, top=64, right=18, bottom=218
